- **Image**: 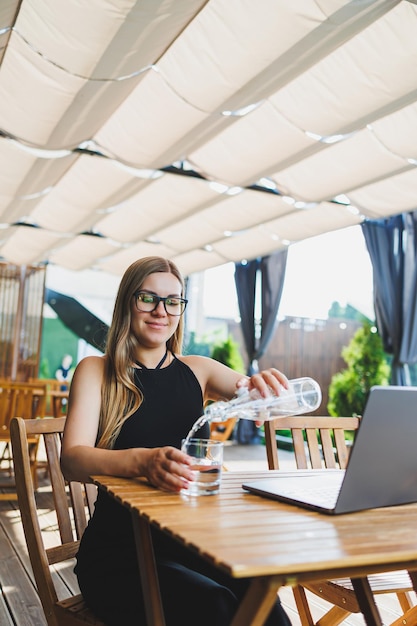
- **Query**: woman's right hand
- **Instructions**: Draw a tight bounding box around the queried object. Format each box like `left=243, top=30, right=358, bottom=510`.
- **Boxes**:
left=140, top=446, right=194, bottom=492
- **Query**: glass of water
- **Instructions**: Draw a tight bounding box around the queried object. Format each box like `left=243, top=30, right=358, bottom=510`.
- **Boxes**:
left=181, top=438, right=223, bottom=496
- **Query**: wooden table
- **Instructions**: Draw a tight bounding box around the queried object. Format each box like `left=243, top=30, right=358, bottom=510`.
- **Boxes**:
left=93, top=470, right=417, bottom=626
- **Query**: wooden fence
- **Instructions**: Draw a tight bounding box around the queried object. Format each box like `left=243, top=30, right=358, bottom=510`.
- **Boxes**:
left=227, top=316, right=363, bottom=415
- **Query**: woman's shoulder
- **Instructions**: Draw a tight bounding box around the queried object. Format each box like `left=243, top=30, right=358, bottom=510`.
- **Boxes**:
left=74, top=355, right=106, bottom=375
left=176, top=354, right=245, bottom=401
left=175, top=354, right=214, bottom=391
left=176, top=354, right=225, bottom=378
left=177, top=354, right=212, bottom=368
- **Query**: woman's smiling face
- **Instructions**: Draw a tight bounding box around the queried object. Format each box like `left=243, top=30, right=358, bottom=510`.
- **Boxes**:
left=130, top=272, right=183, bottom=349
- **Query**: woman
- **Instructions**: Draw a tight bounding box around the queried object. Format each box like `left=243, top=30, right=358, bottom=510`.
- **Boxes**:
left=61, top=256, right=291, bottom=626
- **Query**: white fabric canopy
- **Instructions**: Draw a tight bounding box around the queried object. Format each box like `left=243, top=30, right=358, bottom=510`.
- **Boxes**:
left=0, top=0, right=416, bottom=278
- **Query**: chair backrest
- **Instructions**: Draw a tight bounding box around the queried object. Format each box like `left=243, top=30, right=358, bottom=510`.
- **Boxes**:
left=0, top=384, right=14, bottom=434
left=0, top=382, right=47, bottom=431
left=210, top=417, right=237, bottom=442
left=29, top=378, right=70, bottom=415
left=10, top=416, right=100, bottom=626
left=264, top=415, right=360, bottom=470
left=29, top=378, right=67, bottom=391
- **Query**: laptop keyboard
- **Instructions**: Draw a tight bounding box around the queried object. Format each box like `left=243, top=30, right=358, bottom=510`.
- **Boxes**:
left=280, top=484, right=339, bottom=507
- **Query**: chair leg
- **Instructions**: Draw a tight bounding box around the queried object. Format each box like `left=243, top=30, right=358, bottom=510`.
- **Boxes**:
left=293, top=584, right=352, bottom=626
left=390, top=605, right=417, bottom=626
left=316, top=605, right=351, bottom=626
left=29, top=443, right=39, bottom=491
left=292, top=585, right=315, bottom=626
left=396, top=591, right=415, bottom=614
left=0, top=442, right=13, bottom=475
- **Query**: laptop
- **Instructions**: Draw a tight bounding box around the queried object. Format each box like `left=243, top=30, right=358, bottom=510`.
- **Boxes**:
left=242, top=386, right=417, bottom=515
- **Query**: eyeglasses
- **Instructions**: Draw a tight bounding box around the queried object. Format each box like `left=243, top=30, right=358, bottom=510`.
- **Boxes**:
left=134, top=291, right=188, bottom=316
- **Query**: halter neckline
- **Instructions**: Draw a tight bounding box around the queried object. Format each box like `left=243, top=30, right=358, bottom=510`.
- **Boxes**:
left=136, top=349, right=168, bottom=370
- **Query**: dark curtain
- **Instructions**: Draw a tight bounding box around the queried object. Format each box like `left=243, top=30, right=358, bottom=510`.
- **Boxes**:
left=234, top=249, right=288, bottom=442
left=234, top=260, right=258, bottom=374
left=45, top=288, right=109, bottom=352
left=361, top=211, right=417, bottom=385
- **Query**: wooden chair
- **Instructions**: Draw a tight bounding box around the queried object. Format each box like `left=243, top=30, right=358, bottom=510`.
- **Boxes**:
left=29, top=377, right=70, bottom=416
left=10, top=415, right=104, bottom=626
left=264, top=416, right=417, bottom=626
left=210, top=417, right=237, bottom=441
left=0, top=381, right=47, bottom=499
left=29, top=378, right=67, bottom=391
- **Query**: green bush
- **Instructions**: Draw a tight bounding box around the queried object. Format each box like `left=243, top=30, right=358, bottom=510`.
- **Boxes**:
left=328, top=321, right=390, bottom=417
left=210, top=336, right=245, bottom=373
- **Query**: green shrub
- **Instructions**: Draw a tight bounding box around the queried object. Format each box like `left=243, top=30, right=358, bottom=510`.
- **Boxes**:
left=210, top=336, right=245, bottom=373
left=328, top=321, right=390, bottom=417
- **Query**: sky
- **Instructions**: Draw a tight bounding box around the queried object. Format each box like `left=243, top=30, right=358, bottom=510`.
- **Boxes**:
left=202, top=224, right=374, bottom=321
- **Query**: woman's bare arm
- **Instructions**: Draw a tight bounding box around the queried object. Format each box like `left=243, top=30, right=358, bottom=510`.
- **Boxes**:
left=60, top=356, right=194, bottom=491
left=180, top=355, right=289, bottom=404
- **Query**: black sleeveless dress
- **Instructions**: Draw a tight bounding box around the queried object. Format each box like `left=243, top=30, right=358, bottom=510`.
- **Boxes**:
left=75, top=357, right=290, bottom=626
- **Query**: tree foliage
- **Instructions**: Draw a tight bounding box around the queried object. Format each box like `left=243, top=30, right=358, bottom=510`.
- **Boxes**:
left=327, top=321, right=390, bottom=416
left=328, top=301, right=372, bottom=323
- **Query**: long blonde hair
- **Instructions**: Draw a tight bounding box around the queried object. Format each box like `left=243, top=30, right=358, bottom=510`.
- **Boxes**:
left=97, top=256, right=186, bottom=449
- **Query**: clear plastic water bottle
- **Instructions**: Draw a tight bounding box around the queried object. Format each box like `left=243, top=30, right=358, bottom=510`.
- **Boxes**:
left=204, top=377, right=322, bottom=423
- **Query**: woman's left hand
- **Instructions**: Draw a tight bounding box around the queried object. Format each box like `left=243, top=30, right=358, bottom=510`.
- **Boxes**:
left=236, top=368, right=290, bottom=426
left=140, top=446, right=194, bottom=492
left=237, top=367, right=289, bottom=396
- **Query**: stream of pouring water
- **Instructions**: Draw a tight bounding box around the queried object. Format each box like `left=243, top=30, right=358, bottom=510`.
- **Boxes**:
left=182, top=414, right=209, bottom=450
